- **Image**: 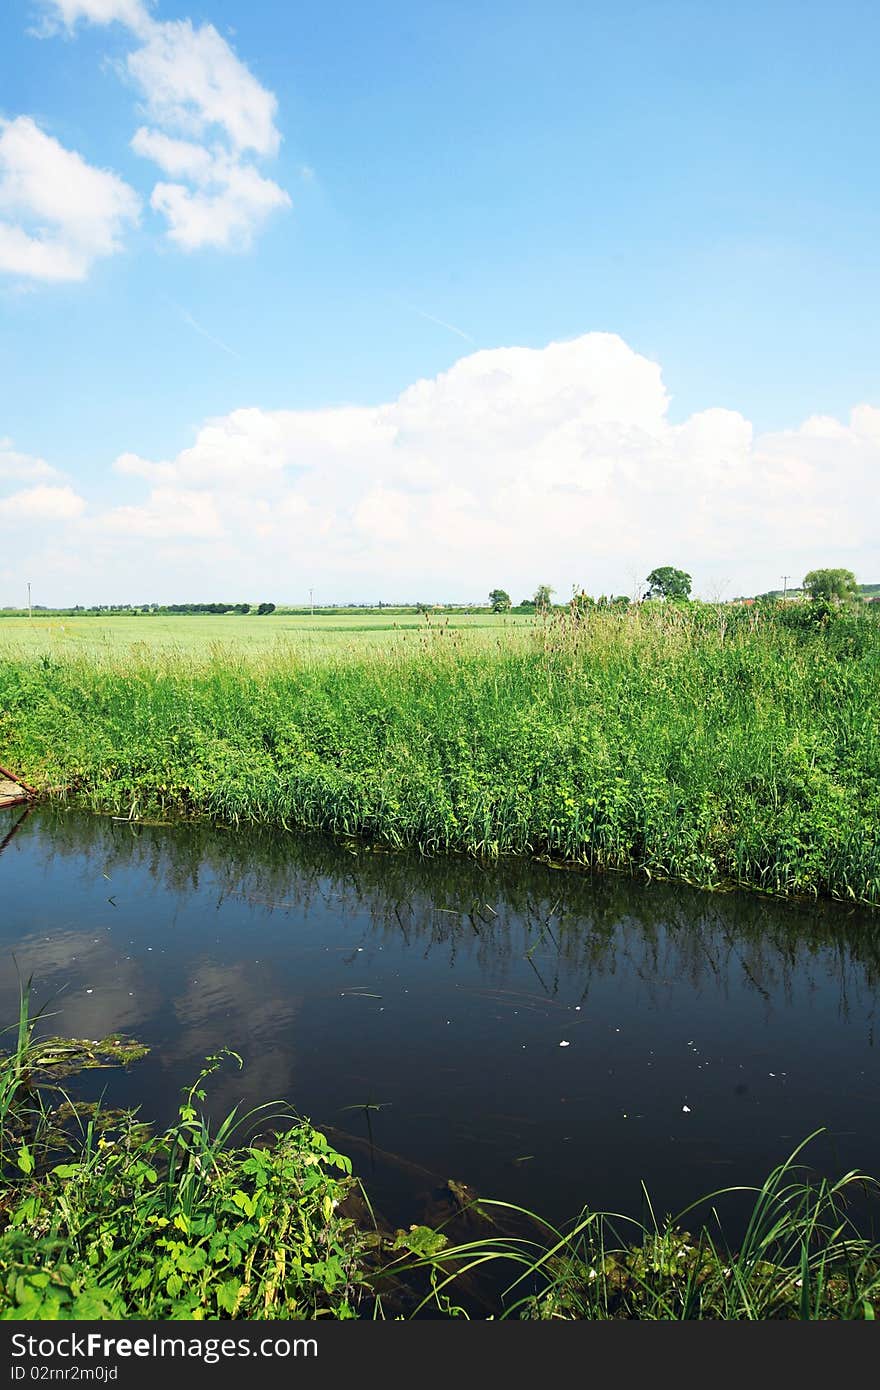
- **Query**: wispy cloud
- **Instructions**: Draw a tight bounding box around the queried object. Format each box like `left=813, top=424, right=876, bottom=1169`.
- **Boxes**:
left=403, top=302, right=475, bottom=343
left=165, top=296, right=242, bottom=359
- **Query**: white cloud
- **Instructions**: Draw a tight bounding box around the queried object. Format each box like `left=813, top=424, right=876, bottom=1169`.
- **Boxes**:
left=0, top=439, right=59, bottom=482
left=0, top=484, right=85, bottom=521
left=113, top=450, right=176, bottom=482
left=127, top=20, right=280, bottom=157
left=132, top=128, right=289, bottom=250
left=129, top=127, right=214, bottom=181
left=41, top=2, right=289, bottom=252
left=0, top=117, right=140, bottom=282
left=97, top=486, right=223, bottom=538
left=44, top=0, right=152, bottom=32
left=6, top=333, right=879, bottom=603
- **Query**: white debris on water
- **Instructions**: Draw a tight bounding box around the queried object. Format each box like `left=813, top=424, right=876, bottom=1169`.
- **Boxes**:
left=559, top=1040, right=570, bottom=1048
left=682, top=1105, right=691, bottom=1113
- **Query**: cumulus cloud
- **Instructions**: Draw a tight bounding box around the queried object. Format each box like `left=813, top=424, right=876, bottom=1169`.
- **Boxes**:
left=5, top=333, right=879, bottom=603
left=41, top=0, right=289, bottom=251
left=0, top=484, right=85, bottom=522
left=0, top=439, right=60, bottom=482
left=97, top=486, right=223, bottom=538
left=15, top=330, right=874, bottom=604
left=0, top=117, right=140, bottom=282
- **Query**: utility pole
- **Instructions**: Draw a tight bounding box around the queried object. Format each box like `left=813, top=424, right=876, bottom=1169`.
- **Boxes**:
left=27, top=582, right=31, bottom=619
left=309, top=588, right=314, bottom=617
left=781, top=575, right=790, bottom=601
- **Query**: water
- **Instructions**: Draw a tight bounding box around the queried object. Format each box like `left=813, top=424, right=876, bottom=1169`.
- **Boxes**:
left=2, top=804, right=879, bottom=1233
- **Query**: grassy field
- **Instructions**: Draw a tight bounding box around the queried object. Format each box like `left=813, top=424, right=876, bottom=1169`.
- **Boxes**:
left=0, top=610, right=536, bottom=660
left=1, top=602, right=879, bottom=904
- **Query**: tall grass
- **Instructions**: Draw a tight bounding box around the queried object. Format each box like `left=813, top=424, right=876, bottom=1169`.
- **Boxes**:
left=2, top=602, right=879, bottom=903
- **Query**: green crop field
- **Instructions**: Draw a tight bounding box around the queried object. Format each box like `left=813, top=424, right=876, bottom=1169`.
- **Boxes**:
left=0, top=610, right=536, bottom=661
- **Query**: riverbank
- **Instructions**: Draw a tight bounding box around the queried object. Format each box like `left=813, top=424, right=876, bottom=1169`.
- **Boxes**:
left=1, top=603, right=878, bottom=904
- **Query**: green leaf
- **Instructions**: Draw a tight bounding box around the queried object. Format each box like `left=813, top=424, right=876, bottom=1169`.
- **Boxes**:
left=216, top=1278, right=242, bottom=1313
left=392, top=1225, right=449, bottom=1257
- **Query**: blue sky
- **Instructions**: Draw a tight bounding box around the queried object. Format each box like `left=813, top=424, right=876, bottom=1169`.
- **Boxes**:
left=1, top=0, right=878, bottom=604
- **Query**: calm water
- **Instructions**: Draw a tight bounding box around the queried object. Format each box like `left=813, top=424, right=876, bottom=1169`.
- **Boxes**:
left=2, top=804, right=879, bottom=1231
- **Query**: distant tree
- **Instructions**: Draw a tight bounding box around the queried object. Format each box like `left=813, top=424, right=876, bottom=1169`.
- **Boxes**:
left=519, top=599, right=535, bottom=610
left=802, top=568, right=858, bottom=603
left=489, top=588, right=512, bottom=612
left=533, top=584, right=555, bottom=612
left=256, top=602, right=276, bottom=616
left=645, top=566, right=692, bottom=601
left=234, top=603, right=251, bottom=614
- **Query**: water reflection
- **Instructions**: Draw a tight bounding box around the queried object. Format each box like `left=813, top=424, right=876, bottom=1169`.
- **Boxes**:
left=2, top=805, right=879, bottom=1226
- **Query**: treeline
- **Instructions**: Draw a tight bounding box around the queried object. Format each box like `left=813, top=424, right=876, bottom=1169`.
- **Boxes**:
left=0, top=602, right=277, bottom=616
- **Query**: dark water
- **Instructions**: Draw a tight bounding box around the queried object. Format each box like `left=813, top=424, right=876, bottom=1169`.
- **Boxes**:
left=2, top=804, right=879, bottom=1233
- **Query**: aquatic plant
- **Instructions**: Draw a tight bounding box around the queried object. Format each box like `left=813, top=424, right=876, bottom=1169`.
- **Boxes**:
left=393, top=1134, right=880, bottom=1319
left=0, top=998, right=367, bottom=1320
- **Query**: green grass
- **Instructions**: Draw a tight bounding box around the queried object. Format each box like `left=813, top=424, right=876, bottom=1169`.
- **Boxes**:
left=2, top=602, right=880, bottom=903
left=0, top=985, right=367, bottom=1320
left=0, top=610, right=535, bottom=660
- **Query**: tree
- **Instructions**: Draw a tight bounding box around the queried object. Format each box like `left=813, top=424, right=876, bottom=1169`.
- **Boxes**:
left=488, top=588, right=511, bottom=612
left=645, top=566, right=692, bottom=601
left=533, top=584, right=555, bottom=612
left=802, top=568, right=858, bottom=603
left=256, top=602, right=276, bottom=615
